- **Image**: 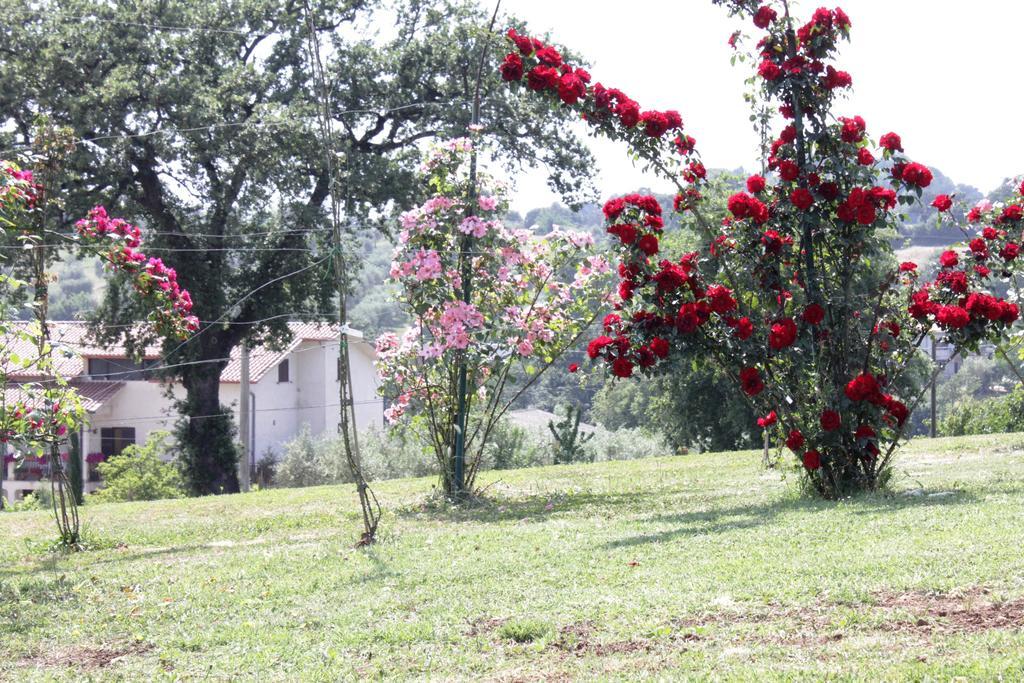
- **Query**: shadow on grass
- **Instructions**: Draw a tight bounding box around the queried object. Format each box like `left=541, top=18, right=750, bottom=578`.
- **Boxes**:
left=394, top=488, right=679, bottom=525
left=604, top=487, right=983, bottom=548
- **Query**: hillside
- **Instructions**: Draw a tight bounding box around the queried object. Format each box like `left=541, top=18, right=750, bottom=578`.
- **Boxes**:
left=3, top=435, right=1024, bottom=680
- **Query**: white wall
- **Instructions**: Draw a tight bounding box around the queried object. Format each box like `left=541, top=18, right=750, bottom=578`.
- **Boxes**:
left=85, top=380, right=183, bottom=460
left=229, top=337, right=384, bottom=464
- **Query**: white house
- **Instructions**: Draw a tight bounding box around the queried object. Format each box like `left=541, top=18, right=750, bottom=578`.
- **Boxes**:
left=1, top=321, right=383, bottom=502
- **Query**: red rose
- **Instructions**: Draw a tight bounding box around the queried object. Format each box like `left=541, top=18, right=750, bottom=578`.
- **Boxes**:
left=983, top=227, right=998, bottom=240
left=838, top=116, right=866, bottom=143
left=526, top=65, right=559, bottom=91
left=734, top=316, right=754, bottom=340
left=1001, top=242, right=1020, bottom=261
left=932, top=194, right=953, bottom=212
left=506, top=28, right=534, bottom=56
left=899, top=261, right=917, bottom=272
left=1001, top=302, right=1020, bottom=323
left=883, top=396, right=909, bottom=426
left=803, top=450, right=822, bottom=470
left=879, top=132, right=903, bottom=152
left=568, top=363, right=579, bottom=373
left=535, top=45, right=562, bottom=67
left=616, top=99, right=640, bottom=128
left=819, top=182, right=840, bottom=201
left=747, top=174, right=766, bottom=193
left=856, top=147, right=875, bottom=166
left=557, top=71, right=586, bottom=104
left=790, top=188, right=814, bottom=210
left=757, top=410, right=778, bottom=428
left=603, top=313, right=621, bottom=331
left=739, top=367, right=764, bottom=396
left=969, top=238, right=988, bottom=257
left=616, top=223, right=638, bottom=245
left=1001, top=204, right=1023, bottom=222
left=939, top=250, right=958, bottom=268
left=778, top=160, right=800, bottom=182
left=587, top=335, right=613, bottom=359
left=936, top=305, right=970, bottom=329
left=753, top=5, right=777, bottom=28
left=637, top=234, right=659, bottom=256
left=901, top=162, right=933, bottom=188
left=638, top=110, right=669, bottom=138
left=500, top=53, right=524, bottom=81
left=785, top=429, right=805, bottom=451
left=820, top=410, right=841, bottom=431
left=802, top=303, right=825, bottom=325
left=650, top=337, right=670, bottom=359
left=603, top=197, right=626, bottom=220
left=844, top=372, right=880, bottom=402
left=706, top=284, right=737, bottom=313
left=727, top=192, right=753, bottom=219
left=611, top=356, right=633, bottom=378
left=855, top=425, right=876, bottom=440
left=822, top=66, right=852, bottom=90
left=768, top=318, right=798, bottom=350
left=758, top=60, right=783, bottom=81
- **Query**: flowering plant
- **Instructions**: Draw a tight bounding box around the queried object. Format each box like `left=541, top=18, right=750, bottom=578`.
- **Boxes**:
left=502, top=4, right=1023, bottom=497
left=376, top=138, right=612, bottom=494
left=75, top=207, right=198, bottom=338
left=1, top=148, right=197, bottom=539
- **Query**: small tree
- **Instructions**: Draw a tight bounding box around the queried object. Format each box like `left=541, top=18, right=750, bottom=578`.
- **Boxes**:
left=92, top=432, right=185, bottom=503
left=376, top=138, right=612, bottom=496
left=500, top=4, right=1024, bottom=498
left=549, top=405, right=594, bottom=464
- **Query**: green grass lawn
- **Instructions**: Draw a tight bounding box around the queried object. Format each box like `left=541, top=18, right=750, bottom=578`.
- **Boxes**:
left=3, top=434, right=1024, bottom=681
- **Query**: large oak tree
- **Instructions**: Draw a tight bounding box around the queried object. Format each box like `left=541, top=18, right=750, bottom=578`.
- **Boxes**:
left=0, top=0, right=595, bottom=493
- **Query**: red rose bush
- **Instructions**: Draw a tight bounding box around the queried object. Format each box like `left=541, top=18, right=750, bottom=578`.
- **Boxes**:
left=501, top=4, right=1022, bottom=497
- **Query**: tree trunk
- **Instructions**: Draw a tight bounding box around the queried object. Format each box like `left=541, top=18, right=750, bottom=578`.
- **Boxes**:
left=176, top=337, right=240, bottom=496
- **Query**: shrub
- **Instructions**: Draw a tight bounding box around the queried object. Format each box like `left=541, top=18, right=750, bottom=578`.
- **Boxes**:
left=274, top=426, right=329, bottom=488
left=275, top=425, right=436, bottom=488
left=4, top=491, right=46, bottom=513
left=549, top=405, right=594, bottom=464
left=939, top=388, right=1024, bottom=437
left=585, top=427, right=671, bottom=462
left=501, top=10, right=1024, bottom=498
left=483, top=418, right=547, bottom=470
left=90, top=432, right=185, bottom=503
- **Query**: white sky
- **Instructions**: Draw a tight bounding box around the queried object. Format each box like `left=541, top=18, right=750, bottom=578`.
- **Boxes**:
left=500, top=0, right=1024, bottom=213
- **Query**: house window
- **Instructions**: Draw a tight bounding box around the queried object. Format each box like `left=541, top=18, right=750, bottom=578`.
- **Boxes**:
left=88, top=357, right=157, bottom=381
left=277, top=359, right=290, bottom=383
left=100, top=427, right=136, bottom=457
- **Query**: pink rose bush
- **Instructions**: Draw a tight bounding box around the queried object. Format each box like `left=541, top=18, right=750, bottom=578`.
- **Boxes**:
left=501, top=5, right=1024, bottom=497
left=376, top=139, right=611, bottom=492
left=1, top=160, right=197, bottom=497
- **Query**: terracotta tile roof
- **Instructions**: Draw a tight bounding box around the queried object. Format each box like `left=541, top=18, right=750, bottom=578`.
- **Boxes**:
left=220, top=322, right=365, bottom=383
left=3, top=380, right=125, bottom=413
left=2, top=320, right=365, bottom=384
left=1, top=322, right=162, bottom=379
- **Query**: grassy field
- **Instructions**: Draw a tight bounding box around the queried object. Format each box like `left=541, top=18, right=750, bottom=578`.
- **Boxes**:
left=2, top=434, right=1024, bottom=681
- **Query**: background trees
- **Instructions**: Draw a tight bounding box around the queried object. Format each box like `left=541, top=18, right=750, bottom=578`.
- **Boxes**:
left=0, top=0, right=595, bottom=493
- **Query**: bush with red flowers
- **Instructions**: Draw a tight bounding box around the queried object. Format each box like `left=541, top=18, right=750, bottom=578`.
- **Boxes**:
left=500, top=3, right=1024, bottom=498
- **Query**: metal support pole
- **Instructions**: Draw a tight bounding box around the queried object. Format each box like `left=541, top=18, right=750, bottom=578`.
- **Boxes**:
left=930, top=333, right=938, bottom=438
left=238, top=343, right=251, bottom=492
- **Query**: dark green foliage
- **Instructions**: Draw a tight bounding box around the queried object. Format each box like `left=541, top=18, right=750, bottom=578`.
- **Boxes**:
left=939, top=386, right=1024, bottom=437
left=92, top=432, right=186, bottom=503
left=548, top=405, right=594, bottom=464
left=488, top=419, right=529, bottom=470
left=173, top=397, right=239, bottom=496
